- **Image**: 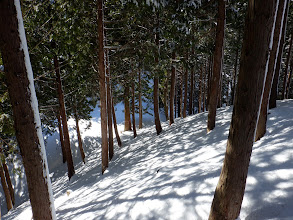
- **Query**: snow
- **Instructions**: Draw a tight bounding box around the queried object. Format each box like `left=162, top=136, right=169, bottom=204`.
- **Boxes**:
left=14, top=0, right=56, bottom=218
left=2, top=99, right=293, bottom=220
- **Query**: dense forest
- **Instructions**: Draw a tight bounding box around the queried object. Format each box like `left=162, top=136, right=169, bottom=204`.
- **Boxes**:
left=1, top=0, right=293, bottom=219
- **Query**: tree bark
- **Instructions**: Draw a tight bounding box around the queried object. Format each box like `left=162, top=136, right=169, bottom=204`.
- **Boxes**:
left=163, top=74, right=169, bottom=121
left=131, top=80, right=137, bottom=138
left=231, top=45, right=239, bottom=105
left=54, top=55, right=75, bottom=179
left=138, top=70, right=143, bottom=128
left=179, top=70, right=183, bottom=117
left=183, top=65, right=188, bottom=117
left=170, top=51, right=176, bottom=124
left=0, top=1, right=56, bottom=218
left=112, top=98, right=122, bottom=147
left=97, top=0, right=109, bottom=174
left=106, top=51, right=114, bottom=160
left=124, top=85, right=132, bottom=131
left=57, top=112, right=66, bottom=163
left=282, top=33, right=293, bottom=99
left=270, top=0, right=290, bottom=108
left=208, top=0, right=277, bottom=219
left=203, top=61, right=207, bottom=111
left=255, top=0, right=288, bottom=141
left=189, top=45, right=195, bottom=115
left=74, top=109, right=86, bottom=164
left=0, top=165, right=12, bottom=212
left=199, top=65, right=203, bottom=113
left=2, top=161, right=14, bottom=206
left=285, top=58, right=293, bottom=98
left=207, top=0, right=225, bottom=131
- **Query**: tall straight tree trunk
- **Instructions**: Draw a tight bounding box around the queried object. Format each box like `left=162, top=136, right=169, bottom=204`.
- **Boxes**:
left=2, top=161, right=14, bottom=206
left=170, top=51, right=176, bottom=124
left=285, top=59, right=293, bottom=98
left=74, top=108, right=86, bottom=163
left=183, top=68, right=188, bottom=118
left=207, top=0, right=225, bottom=131
left=255, top=0, right=288, bottom=141
left=0, top=1, right=56, bottom=218
left=0, top=165, right=12, bottom=211
left=154, top=22, right=162, bottom=135
left=124, top=85, right=132, bottom=131
left=270, top=0, right=290, bottom=108
left=199, top=65, right=203, bottom=113
left=208, top=0, right=277, bottom=219
left=179, top=70, right=183, bottom=117
left=57, top=112, right=66, bottom=163
left=203, top=61, right=207, bottom=111
left=54, top=55, right=75, bottom=179
left=138, top=70, right=143, bottom=128
left=97, top=0, right=109, bottom=174
left=189, top=45, right=195, bottom=115
left=282, top=33, right=293, bottom=99
left=207, top=55, right=213, bottom=109
left=106, top=51, right=114, bottom=160
left=131, top=80, right=137, bottom=138
left=163, top=75, right=169, bottom=121
left=217, top=71, right=223, bottom=108
left=231, top=46, right=239, bottom=105
left=111, top=98, right=122, bottom=147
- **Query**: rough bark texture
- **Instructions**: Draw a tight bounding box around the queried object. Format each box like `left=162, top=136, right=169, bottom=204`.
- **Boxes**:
left=138, top=71, right=143, bottom=128
left=183, top=67, right=188, bottom=118
left=131, top=81, right=137, bottom=138
left=170, top=51, right=176, bottom=124
left=106, top=53, right=114, bottom=160
left=124, top=86, right=132, bottom=131
left=203, top=62, right=207, bottom=111
left=74, top=111, right=86, bottom=163
left=199, top=65, right=203, bottom=113
left=282, top=34, right=293, bottom=99
left=208, top=0, right=277, bottom=219
left=231, top=46, right=239, bottom=105
left=54, top=55, right=75, bottom=179
left=270, top=0, right=290, bottom=108
left=2, top=161, right=14, bottom=206
left=112, top=98, right=122, bottom=147
left=0, top=165, right=13, bottom=211
left=163, top=75, right=169, bottom=121
left=0, top=1, right=56, bottom=219
left=97, top=0, right=109, bottom=174
left=189, top=45, right=195, bottom=115
left=285, top=58, right=293, bottom=98
left=57, top=112, right=66, bottom=163
left=255, top=0, right=287, bottom=141
left=207, top=0, right=225, bottom=131
left=179, top=71, right=183, bottom=117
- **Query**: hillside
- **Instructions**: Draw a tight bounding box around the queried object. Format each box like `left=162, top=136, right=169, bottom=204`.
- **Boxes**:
left=2, top=100, right=293, bottom=220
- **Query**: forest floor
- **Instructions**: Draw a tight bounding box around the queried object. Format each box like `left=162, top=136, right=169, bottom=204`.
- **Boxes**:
left=2, top=100, right=293, bottom=220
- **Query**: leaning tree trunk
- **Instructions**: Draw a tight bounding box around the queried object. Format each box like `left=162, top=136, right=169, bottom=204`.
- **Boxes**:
left=97, top=0, right=109, bottom=174
left=111, top=97, right=122, bottom=147
left=208, top=0, right=278, bottom=219
left=0, top=1, right=56, bottom=219
left=106, top=51, right=114, bottom=160
left=0, top=165, right=13, bottom=212
left=57, top=112, right=66, bottom=163
left=131, top=80, right=137, bottom=138
left=74, top=108, right=86, bottom=164
left=2, top=161, right=14, bottom=206
left=170, top=51, right=176, bottom=124
left=54, top=55, right=75, bottom=179
left=124, top=85, right=132, bottom=131
left=138, top=70, right=143, bottom=128
left=255, top=0, right=288, bottom=141
left=282, top=33, right=293, bottom=99
left=207, top=0, right=225, bottom=131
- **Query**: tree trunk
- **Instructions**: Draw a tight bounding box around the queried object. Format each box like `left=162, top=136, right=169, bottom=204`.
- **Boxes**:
left=207, top=55, right=213, bottom=109
left=0, top=1, right=56, bottom=218
left=170, top=51, right=176, bottom=124
left=57, top=112, right=66, bottom=163
left=138, top=70, right=143, bottom=128
left=282, top=33, right=293, bottom=99
left=199, top=65, right=203, bottom=113
left=255, top=0, right=288, bottom=141
left=183, top=67, right=188, bottom=118
left=74, top=109, right=86, bottom=164
left=111, top=98, right=122, bottom=147
left=132, top=80, right=137, bottom=138
left=163, top=74, right=169, bottom=121
left=124, top=85, right=132, bottom=131
left=285, top=58, right=293, bottom=98
left=0, top=165, right=12, bottom=212
left=106, top=51, right=114, bottom=160
left=179, top=70, right=183, bottom=117
left=54, top=55, right=75, bottom=179
left=203, top=61, right=207, bottom=111
left=189, top=46, right=195, bottom=115
left=207, top=0, right=225, bottom=131
left=208, top=0, right=277, bottom=219
left=2, top=161, right=14, bottom=206
left=97, top=0, right=109, bottom=174
left=270, top=0, right=290, bottom=108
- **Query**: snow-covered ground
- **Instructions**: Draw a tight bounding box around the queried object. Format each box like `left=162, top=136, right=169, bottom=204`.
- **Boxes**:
left=2, top=100, right=293, bottom=220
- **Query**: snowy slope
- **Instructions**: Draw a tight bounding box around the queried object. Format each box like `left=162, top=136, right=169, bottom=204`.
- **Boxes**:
left=2, top=100, right=293, bottom=220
